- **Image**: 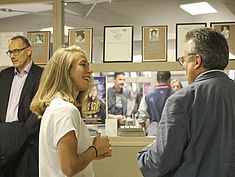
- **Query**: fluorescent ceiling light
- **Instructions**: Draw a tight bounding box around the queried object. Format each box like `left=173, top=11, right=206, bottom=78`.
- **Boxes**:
left=180, top=2, right=217, bottom=15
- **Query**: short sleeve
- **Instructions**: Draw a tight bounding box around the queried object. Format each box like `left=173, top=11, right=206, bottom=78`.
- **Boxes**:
left=53, top=104, right=80, bottom=147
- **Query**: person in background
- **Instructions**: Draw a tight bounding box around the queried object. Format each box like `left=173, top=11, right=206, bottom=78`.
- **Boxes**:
left=107, top=72, right=127, bottom=126
left=137, top=71, right=173, bottom=136
left=137, top=28, right=235, bottom=177
left=0, top=35, right=43, bottom=177
left=170, top=79, right=183, bottom=91
left=30, top=46, right=112, bottom=177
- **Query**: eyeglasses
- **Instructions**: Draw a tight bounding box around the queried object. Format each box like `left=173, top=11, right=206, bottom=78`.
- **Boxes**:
left=177, top=53, right=196, bottom=66
left=6, top=46, right=29, bottom=57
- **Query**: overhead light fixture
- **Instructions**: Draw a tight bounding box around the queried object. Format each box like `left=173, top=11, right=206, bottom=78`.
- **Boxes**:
left=180, top=2, right=217, bottom=15
left=0, top=8, right=13, bottom=12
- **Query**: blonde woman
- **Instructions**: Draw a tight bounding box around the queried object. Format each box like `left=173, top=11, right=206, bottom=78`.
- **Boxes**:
left=170, top=79, right=183, bottom=91
left=30, top=46, right=112, bottom=177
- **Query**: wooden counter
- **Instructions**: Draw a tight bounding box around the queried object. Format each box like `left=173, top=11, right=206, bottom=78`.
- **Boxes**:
left=92, top=136, right=155, bottom=177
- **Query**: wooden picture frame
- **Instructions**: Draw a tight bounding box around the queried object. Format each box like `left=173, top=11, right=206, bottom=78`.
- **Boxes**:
left=68, top=28, right=93, bottom=63
left=27, top=31, right=50, bottom=64
left=103, top=26, right=133, bottom=63
left=176, top=23, right=207, bottom=59
left=142, top=25, right=167, bottom=62
left=210, top=22, right=235, bottom=59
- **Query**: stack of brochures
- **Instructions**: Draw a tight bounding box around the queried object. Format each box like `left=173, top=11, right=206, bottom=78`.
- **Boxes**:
left=118, top=126, right=146, bottom=137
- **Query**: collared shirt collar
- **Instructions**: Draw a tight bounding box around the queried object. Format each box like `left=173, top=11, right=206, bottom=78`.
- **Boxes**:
left=155, top=83, right=170, bottom=89
left=14, top=60, right=32, bottom=76
left=114, top=86, right=123, bottom=93
left=195, top=69, right=224, bottom=81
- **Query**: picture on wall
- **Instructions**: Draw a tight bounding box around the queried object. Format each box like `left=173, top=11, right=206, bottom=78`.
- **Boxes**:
left=176, top=23, right=207, bottom=60
left=142, top=26, right=167, bottom=62
left=210, top=22, right=235, bottom=59
left=83, top=76, right=107, bottom=125
left=103, top=26, right=133, bottom=62
left=27, top=31, right=50, bottom=64
left=68, top=28, right=93, bottom=63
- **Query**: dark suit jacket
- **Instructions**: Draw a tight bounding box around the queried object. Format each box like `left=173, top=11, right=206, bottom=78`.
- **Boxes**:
left=0, top=64, right=43, bottom=177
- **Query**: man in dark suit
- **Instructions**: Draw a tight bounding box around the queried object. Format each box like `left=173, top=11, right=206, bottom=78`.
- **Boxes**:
left=0, top=35, right=43, bottom=177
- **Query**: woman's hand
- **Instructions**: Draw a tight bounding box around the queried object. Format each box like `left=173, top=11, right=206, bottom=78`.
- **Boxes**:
left=92, top=133, right=112, bottom=158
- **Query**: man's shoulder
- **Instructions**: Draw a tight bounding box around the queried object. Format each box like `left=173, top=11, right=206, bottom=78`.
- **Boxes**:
left=28, top=64, right=44, bottom=77
left=50, top=98, right=79, bottom=116
left=149, top=86, right=171, bottom=94
left=107, top=87, right=115, bottom=93
left=1, top=66, right=14, bottom=73
left=0, top=67, right=14, bottom=76
left=31, top=63, right=44, bottom=72
left=168, top=85, right=194, bottom=104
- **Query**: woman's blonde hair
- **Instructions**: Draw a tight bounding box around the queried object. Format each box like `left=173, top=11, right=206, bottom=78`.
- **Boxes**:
left=170, top=79, right=183, bottom=89
left=30, top=45, right=92, bottom=118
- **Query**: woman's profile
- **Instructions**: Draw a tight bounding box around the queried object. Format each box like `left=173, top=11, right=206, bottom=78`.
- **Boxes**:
left=30, top=45, right=112, bottom=177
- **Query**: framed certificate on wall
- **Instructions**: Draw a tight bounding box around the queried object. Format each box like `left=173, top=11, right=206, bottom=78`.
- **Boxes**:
left=176, top=23, right=207, bottom=60
left=210, top=22, right=235, bottom=59
left=27, top=31, right=50, bottom=64
left=142, top=25, right=167, bottom=62
left=68, top=28, right=93, bottom=63
left=103, top=26, right=133, bottom=62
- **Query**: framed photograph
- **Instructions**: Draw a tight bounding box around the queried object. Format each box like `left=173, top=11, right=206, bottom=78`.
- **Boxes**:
left=27, top=31, right=50, bottom=64
left=142, top=26, right=167, bottom=62
left=210, top=22, right=235, bottom=59
left=176, top=23, right=207, bottom=59
left=68, top=28, right=93, bottom=63
left=83, top=76, right=107, bottom=124
left=103, top=26, right=133, bottom=62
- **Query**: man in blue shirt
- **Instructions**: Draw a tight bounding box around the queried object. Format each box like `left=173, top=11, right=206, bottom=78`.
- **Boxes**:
left=137, top=71, right=173, bottom=136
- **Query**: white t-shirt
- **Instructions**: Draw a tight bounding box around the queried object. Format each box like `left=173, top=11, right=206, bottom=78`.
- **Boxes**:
left=39, top=97, right=94, bottom=177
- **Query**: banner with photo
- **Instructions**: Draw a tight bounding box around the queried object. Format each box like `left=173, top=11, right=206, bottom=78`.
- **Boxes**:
left=83, top=76, right=107, bottom=125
